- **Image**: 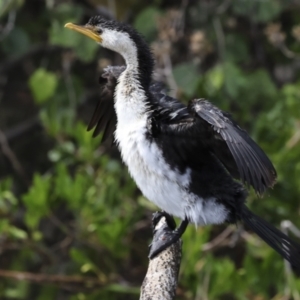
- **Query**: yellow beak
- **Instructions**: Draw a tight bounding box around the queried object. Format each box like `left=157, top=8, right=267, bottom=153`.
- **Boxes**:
left=64, top=23, right=102, bottom=43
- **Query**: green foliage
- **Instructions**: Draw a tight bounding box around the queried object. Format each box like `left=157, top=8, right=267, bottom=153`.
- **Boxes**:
left=173, top=62, right=201, bottom=97
left=1, top=27, right=30, bottom=57
left=0, top=0, right=24, bottom=17
left=203, top=64, right=224, bottom=100
left=232, top=0, right=283, bottom=23
left=29, top=69, right=58, bottom=104
left=50, top=20, right=98, bottom=62
left=225, top=34, right=249, bottom=63
left=49, top=3, right=98, bottom=62
left=134, top=7, right=162, bottom=41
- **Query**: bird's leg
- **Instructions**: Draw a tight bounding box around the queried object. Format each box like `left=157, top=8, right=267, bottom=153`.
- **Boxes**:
left=149, top=211, right=189, bottom=259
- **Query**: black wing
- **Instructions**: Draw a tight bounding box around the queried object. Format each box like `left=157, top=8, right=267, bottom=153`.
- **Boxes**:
left=189, top=99, right=276, bottom=194
left=89, top=67, right=276, bottom=194
left=87, top=66, right=125, bottom=142
left=154, top=96, right=276, bottom=195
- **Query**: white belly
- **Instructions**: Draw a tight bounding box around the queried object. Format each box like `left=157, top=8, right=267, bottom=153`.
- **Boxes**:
left=115, top=119, right=189, bottom=219
left=115, top=120, right=229, bottom=225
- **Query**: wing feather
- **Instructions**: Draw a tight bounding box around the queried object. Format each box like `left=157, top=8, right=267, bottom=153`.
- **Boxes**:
left=88, top=66, right=276, bottom=194
left=189, top=99, right=276, bottom=194
left=87, top=66, right=125, bottom=142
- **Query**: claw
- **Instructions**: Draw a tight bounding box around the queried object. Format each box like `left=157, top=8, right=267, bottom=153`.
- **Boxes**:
left=149, top=212, right=189, bottom=259
left=152, top=211, right=176, bottom=232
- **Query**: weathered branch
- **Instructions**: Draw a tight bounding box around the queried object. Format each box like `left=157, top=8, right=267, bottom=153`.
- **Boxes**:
left=140, top=215, right=182, bottom=300
left=0, top=129, right=29, bottom=186
left=0, top=270, right=104, bottom=288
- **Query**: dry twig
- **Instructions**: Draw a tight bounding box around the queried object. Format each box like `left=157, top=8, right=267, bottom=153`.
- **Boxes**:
left=281, top=220, right=300, bottom=300
left=0, top=129, right=29, bottom=185
left=0, top=10, right=16, bottom=41
left=0, top=269, right=104, bottom=291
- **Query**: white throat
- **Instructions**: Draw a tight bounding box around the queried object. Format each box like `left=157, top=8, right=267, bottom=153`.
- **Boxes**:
left=104, top=29, right=150, bottom=125
left=101, top=30, right=139, bottom=69
left=101, top=28, right=149, bottom=117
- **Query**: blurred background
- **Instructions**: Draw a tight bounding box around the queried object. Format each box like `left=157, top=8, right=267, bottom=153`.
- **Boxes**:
left=0, top=0, right=300, bottom=299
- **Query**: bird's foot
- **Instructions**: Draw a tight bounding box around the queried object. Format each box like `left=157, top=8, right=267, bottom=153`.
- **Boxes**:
left=148, top=211, right=188, bottom=259
left=151, top=211, right=177, bottom=231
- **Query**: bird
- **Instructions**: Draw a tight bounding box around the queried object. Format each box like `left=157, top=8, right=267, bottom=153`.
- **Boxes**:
left=65, top=16, right=300, bottom=267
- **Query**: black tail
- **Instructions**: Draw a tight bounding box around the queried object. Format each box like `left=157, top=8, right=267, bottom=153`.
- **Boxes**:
left=240, top=205, right=300, bottom=269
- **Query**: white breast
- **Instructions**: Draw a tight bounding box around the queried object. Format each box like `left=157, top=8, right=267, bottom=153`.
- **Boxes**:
left=113, top=70, right=229, bottom=225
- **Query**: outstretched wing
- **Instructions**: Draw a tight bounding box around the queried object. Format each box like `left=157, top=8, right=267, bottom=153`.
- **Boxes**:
left=154, top=96, right=276, bottom=195
left=89, top=67, right=276, bottom=194
left=190, top=99, right=276, bottom=194
left=87, top=66, right=125, bottom=142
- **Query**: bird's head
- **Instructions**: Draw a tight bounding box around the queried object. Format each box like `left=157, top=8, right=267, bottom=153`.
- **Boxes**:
left=65, top=16, right=154, bottom=87
left=65, top=16, right=143, bottom=59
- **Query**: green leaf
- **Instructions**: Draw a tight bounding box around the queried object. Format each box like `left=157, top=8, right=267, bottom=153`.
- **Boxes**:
left=232, top=0, right=282, bottom=23
left=29, top=68, right=58, bottom=104
left=105, top=284, right=140, bottom=294
left=0, top=179, right=17, bottom=214
left=9, top=226, right=27, bottom=239
left=225, top=34, right=249, bottom=63
left=22, top=174, right=51, bottom=229
left=1, top=27, right=30, bottom=57
left=281, top=82, right=300, bottom=118
left=245, top=69, right=277, bottom=106
left=48, top=3, right=97, bottom=61
left=0, top=0, right=24, bottom=18
left=223, top=62, right=246, bottom=98
left=4, top=281, right=29, bottom=299
left=70, top=248, right=88, bottom=265
left=204, top=64, right=224, bottom=96
left=50, top=19, right=98, bottom=62
left=134, top=7, right=162, bottom=41
left=173, top=62, right=200, bottom=97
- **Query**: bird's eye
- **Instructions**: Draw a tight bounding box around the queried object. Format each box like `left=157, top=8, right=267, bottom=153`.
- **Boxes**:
left=97, top=28, right=103, bottom=34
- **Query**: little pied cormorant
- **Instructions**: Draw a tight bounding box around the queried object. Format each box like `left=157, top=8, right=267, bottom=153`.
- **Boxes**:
left=65, top=16, right=300, bottom=268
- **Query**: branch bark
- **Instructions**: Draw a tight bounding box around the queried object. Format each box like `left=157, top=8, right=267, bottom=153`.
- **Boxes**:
left=140, top=215, right=182, bottom=300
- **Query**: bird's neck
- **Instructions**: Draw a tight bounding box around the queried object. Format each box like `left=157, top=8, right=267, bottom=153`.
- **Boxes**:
left=115, top=37, right=154, bottom=119
left=115, top=65, right=151, bottom=121
left=120, top=35, right=154, bottom=91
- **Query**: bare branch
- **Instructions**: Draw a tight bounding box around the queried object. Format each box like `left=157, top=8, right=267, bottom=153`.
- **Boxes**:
left=0, top=10, right=16, bottom=41
left=202, top=226, right=234, bottom=251
left=162, top=53, right=178, bottom=98
left=0, top=129, right=29, bottom=185
left=62, top=52, right=77, bottom=108
left=216, top=0, right=232, bottom=15
left=107, top=0, right=117, bottom=18
left=0, top=269, right=104, bottom=288
left=140, top=216, right=182, bottom=300
left=2, top=117, right=40, bottom=141
left=213, top=16, right=225, bottom=60
left=278, top=43, right=300, bottom=59
left=281, top=220, right=300, bottom=300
